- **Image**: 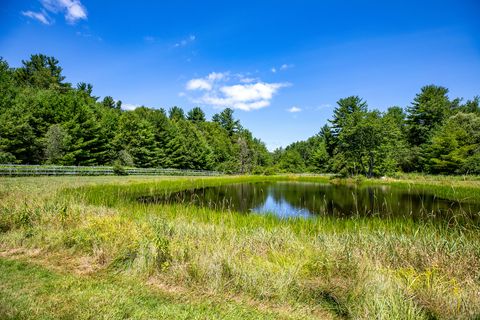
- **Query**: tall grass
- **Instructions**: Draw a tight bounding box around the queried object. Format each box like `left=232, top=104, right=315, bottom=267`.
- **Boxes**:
left=1, top=175, right=479, bottom=319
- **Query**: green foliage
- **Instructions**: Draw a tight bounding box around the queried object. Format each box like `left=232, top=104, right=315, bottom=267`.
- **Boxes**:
left=330, top=95, right=368, bottom=136
left=426, top=112, right=480, bottom=174
left=0, top=55, right=274, bottom=172
left=164, top=120, right=214, bottom=170
left=114, top=112, right=159, bottom=168
left=14, top=54, right=69, bottom=90
left=275, top=87, right=479, bottom=176
left=112, top=161, right=128, bottom=175
left=44, top=124, right=69, bottom=164
left=1, top=54, right=479, bottom=176
left=406, top=85, right=451, bottom=146
left=0, top=151, right=16, bottom=164
left=168, top=106, right=185, bottom=121
left=187, top=106, right=206, bottom=122
left=212, top=108, right=241, bottom=137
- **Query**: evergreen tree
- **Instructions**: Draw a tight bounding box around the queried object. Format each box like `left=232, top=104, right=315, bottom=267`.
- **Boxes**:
left=114, top=112, right=159, bottom=168
left=426, top=112, right=480, bottom=174
left=406, top=85, right=452, bottom=146
left=169, top=106, right=185, bottom=121
left=187, top=107, right=206, bottom=122
left=212, top=108, right=241, bottom=137
left=330, top=96, right=368, bottom=136
left=62, top=104, right=109, bottom=165
left=164, top=120, right=213, bottom=169
left=14, top=54, right=70, bottom=90
left=102, top=96, right=116, bottom=109
left=44, top=124, right=69, bottom=164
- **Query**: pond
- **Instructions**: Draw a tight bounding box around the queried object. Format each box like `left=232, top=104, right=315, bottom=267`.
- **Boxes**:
left=138, top=181, right=480, bottom=221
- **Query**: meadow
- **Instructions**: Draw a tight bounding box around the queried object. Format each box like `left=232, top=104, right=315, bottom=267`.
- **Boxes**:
left=1, top=175, right=479, bottom=319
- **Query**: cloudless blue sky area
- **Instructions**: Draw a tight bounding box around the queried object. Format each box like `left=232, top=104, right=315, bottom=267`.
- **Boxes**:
left=1, top=0, right=479, bottom=150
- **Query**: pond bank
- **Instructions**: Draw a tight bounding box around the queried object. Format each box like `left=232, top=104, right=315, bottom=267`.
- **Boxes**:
left=1, top=175, right=479, bottom=319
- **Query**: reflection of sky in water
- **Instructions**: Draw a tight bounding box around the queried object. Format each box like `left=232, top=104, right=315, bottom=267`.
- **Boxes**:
left=252, top=194, right=313, bottom=218
left=139, top=181, right=480, bottom=223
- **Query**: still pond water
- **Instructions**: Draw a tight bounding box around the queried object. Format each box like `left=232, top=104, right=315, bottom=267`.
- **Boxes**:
left=139, top=181, right=480, bottom=220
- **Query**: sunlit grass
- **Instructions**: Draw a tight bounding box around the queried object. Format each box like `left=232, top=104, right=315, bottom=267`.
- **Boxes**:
left=1, top=175, right=479, bottom=319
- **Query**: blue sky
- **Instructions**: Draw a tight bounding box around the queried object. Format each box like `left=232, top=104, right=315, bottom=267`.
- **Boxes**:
left=1, top=0, right=479, bottom=150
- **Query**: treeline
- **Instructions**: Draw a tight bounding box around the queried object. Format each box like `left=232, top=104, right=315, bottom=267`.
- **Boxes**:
left=0, top=54, right=270, bottom=173
left=273, top=88, right=480, bottom=176
left=1, top=54, right=479, bottom=176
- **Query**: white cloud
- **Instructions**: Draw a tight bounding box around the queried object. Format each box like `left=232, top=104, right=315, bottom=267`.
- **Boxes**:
left=122, top=103, right=140, bottom=111
left=41, top=0, right=87, bottom=23
left=184, top=72, right=290, bottom=111
left=287, top=106, right=302, bottom=113
left=174, top=34, right=196, bottom=47
left=280, top=64, right=294, bottom=70
left=220, top=82, right=286, bottom=102
left=186, top=78, right=212, bottom=91
left=239, top=77, right=256, bottom=83
left=22, top=10, right=51, bottom=25
left=185, top=72, right=229, bottom=91
left=207, top=72, right=227, bottom=81
left=270, top=64, right=294, bottom=73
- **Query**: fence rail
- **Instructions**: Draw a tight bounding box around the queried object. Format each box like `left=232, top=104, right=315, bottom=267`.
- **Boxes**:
left=0, top=164, right=221, bottom=176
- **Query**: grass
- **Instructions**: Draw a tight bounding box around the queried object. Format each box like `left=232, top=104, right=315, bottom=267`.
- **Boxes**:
left=1, top=175, right=480, bottom=319
left=0, top=258, right=297, bottom=320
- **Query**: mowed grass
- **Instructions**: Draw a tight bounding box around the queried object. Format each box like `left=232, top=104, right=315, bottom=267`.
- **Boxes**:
left=1, top=175, right=480, bottom=319
left=0, top=258, right=298, bottom=320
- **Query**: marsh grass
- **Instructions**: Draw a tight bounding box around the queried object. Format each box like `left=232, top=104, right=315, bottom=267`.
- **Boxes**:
left=1, top=175, right=480, bottom=319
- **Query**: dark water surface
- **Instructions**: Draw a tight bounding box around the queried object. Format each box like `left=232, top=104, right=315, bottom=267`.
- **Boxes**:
left=139, top=181, right=480, bottom=221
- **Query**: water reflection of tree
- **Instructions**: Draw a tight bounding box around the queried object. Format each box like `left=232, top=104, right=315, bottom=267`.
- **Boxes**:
left=199, top=183, right=269, bottom=212
left=140, top=182, right=480, bottom=222
left=266, top=182, right=476, bottom=219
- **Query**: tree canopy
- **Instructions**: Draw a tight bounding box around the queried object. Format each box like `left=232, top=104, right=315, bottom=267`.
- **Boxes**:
left=1, top=54, right=478, bottom=176
left=0, top=54, right=270, bottom=173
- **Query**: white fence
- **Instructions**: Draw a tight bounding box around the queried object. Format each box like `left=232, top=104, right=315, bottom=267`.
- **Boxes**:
left=0, top=165, right=221, bottom=176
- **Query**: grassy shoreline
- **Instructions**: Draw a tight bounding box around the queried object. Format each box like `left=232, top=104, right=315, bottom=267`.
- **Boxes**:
left=1, top=175, right=479, bottom=319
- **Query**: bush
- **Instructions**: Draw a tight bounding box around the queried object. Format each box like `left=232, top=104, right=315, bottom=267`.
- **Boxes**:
left=113, top=161, right=128, bottom=176
left=263, top=166, right=278, bottom=175
left=0, top=151, right=17, bottom=164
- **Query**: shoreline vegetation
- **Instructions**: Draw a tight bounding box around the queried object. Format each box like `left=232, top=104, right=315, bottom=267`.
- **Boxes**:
left=1, top=54, right=479, bottom=177
left=1, top=175, right=480, bottom=319
left=1, top=54, right=479, bottom=318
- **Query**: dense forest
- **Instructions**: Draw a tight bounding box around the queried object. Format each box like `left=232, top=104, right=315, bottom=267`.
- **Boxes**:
left=275, top=89, right=480, bottom=176
left=0, top=54, right=270, bottom=173
left=0, top=54, right=479, bottom=175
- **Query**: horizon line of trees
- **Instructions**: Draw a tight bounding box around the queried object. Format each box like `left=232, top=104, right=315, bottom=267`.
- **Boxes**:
left=0, top=54, right=270, bottom=173
left=273, top=87, right=480, bottom=176
left=1, top=54, right=479, bottom=176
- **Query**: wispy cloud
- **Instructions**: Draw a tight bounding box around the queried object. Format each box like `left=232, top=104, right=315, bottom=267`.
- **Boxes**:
left=75, top=30, right=102, bottom=41
left=42, top=0, right=87, bottom=23
left=184, top=72, right=290, bottom=111
left=186, top=78, right=213, bottom=91
left=287, top=106, right=302, bottom=113
left=22, top=0, right=87, bottom=25
left=271, top=64, right=294, bottom=73
left=21, top=10, right=51, bottom=25
left=280, top=63, right=294, bottom=70
left=174, top=34, right=196, bottom=47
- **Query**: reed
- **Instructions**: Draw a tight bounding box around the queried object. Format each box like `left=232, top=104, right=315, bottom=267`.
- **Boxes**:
left=1, top=175, right=479, bottom=319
